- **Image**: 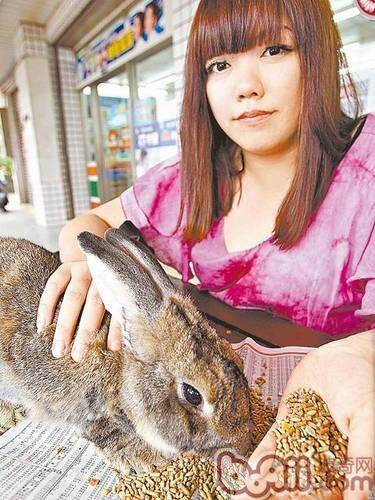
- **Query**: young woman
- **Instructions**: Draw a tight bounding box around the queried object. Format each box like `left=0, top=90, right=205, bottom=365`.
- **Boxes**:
left=37, top=1, right=374, bottom=497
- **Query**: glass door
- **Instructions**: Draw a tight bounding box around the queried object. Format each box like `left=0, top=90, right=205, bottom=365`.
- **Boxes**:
left=81, top=44, right=179, bottom=203
left=97, top=72, right=134, bottom=201
left=134, top=45, right=178, bottom=178
left=81, top=86, right=100, bottom=208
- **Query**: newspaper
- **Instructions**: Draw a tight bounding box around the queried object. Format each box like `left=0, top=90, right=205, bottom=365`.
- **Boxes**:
left=0, top=335, right=313, bottom=499
left=232, top=335, right=313, bottom=406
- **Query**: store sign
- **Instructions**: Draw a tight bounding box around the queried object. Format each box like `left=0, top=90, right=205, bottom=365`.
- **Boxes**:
left=77, top=0, right=166, bottom=83
left=135, top=119, right=177, bottom=149
left=354, top=0, right=375, bottom=19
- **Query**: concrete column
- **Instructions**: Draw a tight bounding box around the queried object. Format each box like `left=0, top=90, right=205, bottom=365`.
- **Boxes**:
left=5, top=91, right=29, bottom=203
left=13, top=23, right=69, bottom=226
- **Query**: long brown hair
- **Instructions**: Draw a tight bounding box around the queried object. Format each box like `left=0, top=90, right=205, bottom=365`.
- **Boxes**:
left=179, top=0, right=362, bottom=249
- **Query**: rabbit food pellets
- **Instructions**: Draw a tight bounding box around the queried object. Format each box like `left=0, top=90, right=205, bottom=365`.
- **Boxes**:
left=113, top=387, right=348, bottom=499
left=113, top=389, right=278, bottom=500
left=271, top=388, right=348, bottom=496
left=113, top=454, right=230, bottom=499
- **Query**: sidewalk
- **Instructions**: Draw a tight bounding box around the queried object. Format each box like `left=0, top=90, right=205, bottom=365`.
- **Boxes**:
left=0, top=194, right=62, bottom=252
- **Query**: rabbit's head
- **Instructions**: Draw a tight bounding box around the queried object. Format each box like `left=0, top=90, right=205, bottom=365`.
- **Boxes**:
left=77, top=222, right=252, bottom=460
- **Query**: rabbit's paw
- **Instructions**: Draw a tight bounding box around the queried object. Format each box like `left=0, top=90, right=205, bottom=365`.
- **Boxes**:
left=112, top=455, right=134, bottom=476
left=124, top=449, right=170, bottom=475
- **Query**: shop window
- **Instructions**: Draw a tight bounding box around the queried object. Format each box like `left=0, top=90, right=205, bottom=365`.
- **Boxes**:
left=98, top=74, right=133, bottom=200
left=134, top=45, right=178, bottom=178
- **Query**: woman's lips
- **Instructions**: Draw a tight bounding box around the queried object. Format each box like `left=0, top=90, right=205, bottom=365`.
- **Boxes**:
left=237, top=112, right=273, bottom=125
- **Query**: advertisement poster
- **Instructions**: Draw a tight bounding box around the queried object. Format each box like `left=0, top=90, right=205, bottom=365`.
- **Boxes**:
left=76, top=0, right=166, bottom=83
left=99, top=96, right=131, bottom=161
left=134, top=119, right=177, bottom=149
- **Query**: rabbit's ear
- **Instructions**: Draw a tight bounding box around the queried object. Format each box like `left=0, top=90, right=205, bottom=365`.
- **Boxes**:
left=77, top=230, right=174, bottom=328
left=104, top=224, right=175, bottom=296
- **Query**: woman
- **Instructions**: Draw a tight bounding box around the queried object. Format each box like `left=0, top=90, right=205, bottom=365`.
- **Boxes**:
left=131, top=11, right=147, bottom=47
left=37, top=1, right=374, bottom=497
left=144, top=1, right=164, bottom=42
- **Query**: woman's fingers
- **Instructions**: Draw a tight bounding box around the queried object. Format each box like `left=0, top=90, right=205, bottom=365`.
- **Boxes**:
left=107, top=318, right=123, bottom=351
left=52, top=276, right=92, bottom=358
left=39, top=261, right=122, bottom=361
left=343, top=402, right=375, bottom=500
left=234, top=425, right=279, bottom=499
left=37, top=266, right=71, bottom=332
left=71, top=283, right=106, bottom=362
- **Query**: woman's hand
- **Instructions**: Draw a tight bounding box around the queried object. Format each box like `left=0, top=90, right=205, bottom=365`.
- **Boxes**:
left=37, top=261, right=122, bottom=362
left=234, top=331, right=374, bottom=500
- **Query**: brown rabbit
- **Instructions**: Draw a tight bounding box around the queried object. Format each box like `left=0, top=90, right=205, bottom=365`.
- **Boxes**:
left=0, top=221, right=252, bottom=473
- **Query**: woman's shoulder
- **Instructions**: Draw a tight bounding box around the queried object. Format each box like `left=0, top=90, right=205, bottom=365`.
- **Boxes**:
left=134, top=154, right=180, bottom=186
left=336, top=113, right=375, bottom=181
left=122, top=154, right=182, bottom=236
left=360, top=112, right=375, bottom=136
left=132, top=154, right=181, bottom=203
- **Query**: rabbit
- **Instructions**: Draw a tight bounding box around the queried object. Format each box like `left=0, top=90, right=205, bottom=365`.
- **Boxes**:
left=0, top=220, right=253, bottom=474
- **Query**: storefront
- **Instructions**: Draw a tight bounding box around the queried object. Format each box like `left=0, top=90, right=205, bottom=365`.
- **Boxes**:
left=77, top=0, right=178, bottom=207
left=0, top=0, right=373, bottom=226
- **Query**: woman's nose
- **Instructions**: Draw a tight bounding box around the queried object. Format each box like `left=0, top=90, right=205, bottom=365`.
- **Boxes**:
left=235, top=70, right=264, bottom=100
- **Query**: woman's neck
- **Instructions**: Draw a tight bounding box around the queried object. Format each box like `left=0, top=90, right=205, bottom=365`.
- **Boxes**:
left=241, top=145, right=298, bottom=195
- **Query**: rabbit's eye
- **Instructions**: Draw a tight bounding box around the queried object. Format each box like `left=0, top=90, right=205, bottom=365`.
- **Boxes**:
left=182, top=383, right=202, bottom=406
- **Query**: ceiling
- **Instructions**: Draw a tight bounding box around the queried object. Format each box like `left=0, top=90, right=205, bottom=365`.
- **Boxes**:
left=0, top=0, right=134, bottom=86
left=0, top=0, right=63, bottom=83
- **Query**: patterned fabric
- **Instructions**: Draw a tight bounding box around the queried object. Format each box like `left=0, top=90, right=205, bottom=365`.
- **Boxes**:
left=121, top=114, right=375, bottom=336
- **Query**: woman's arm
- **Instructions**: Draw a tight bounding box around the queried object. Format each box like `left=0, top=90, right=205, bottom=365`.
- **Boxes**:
left=58, top=197, right=125, bottom=262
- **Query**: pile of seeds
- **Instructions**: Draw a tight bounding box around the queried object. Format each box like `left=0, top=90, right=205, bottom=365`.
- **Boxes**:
left=249, top=386, right=278, bottom=454
left=271, top=388, right=348, bottom=496
left=108, top=385, right=348, bottom=498
left=113, top=453, right=229, bottom=499
left=111, top=387, right=278, bottom=500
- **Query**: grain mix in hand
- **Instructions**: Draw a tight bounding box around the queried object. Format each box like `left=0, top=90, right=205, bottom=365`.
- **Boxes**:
left=270, top=388, right=348, bottom=497
left=108, top=386, right=348, bottom=499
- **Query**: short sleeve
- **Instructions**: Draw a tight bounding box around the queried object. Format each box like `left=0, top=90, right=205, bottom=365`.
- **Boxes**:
left=347, top=217, right=375, bottom=322
left=120, top=155, right=193, bottom=282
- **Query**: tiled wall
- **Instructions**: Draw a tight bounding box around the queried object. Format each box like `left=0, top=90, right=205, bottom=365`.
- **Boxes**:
left=14, top=24, right=48, bottom=62
left=57, top=47, right=90, bottom=216
left=48, top=45, right=71, bottom=220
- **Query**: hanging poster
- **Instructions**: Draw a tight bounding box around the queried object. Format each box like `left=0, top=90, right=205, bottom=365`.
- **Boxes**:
left=76, top=0, right=166, bottom=84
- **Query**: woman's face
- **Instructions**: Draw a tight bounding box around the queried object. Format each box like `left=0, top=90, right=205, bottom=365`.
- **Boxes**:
left=144, top=7, right=157, bottom=35
left=133, top=17, right=143, bottom=39
left=205, top=28, right=302, bottom=158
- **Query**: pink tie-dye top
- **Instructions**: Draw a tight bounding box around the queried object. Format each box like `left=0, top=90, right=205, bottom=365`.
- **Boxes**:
left=121, top=114, right=375, bottom=336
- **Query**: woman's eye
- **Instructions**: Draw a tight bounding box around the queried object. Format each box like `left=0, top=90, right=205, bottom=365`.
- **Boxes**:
left=206, top=61, right=229, bottom=74
left=263, top=45, right=293, bottom=57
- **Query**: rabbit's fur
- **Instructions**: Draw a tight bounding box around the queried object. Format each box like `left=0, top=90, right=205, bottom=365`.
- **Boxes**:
left=0, top=221, right=252, bottom=473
